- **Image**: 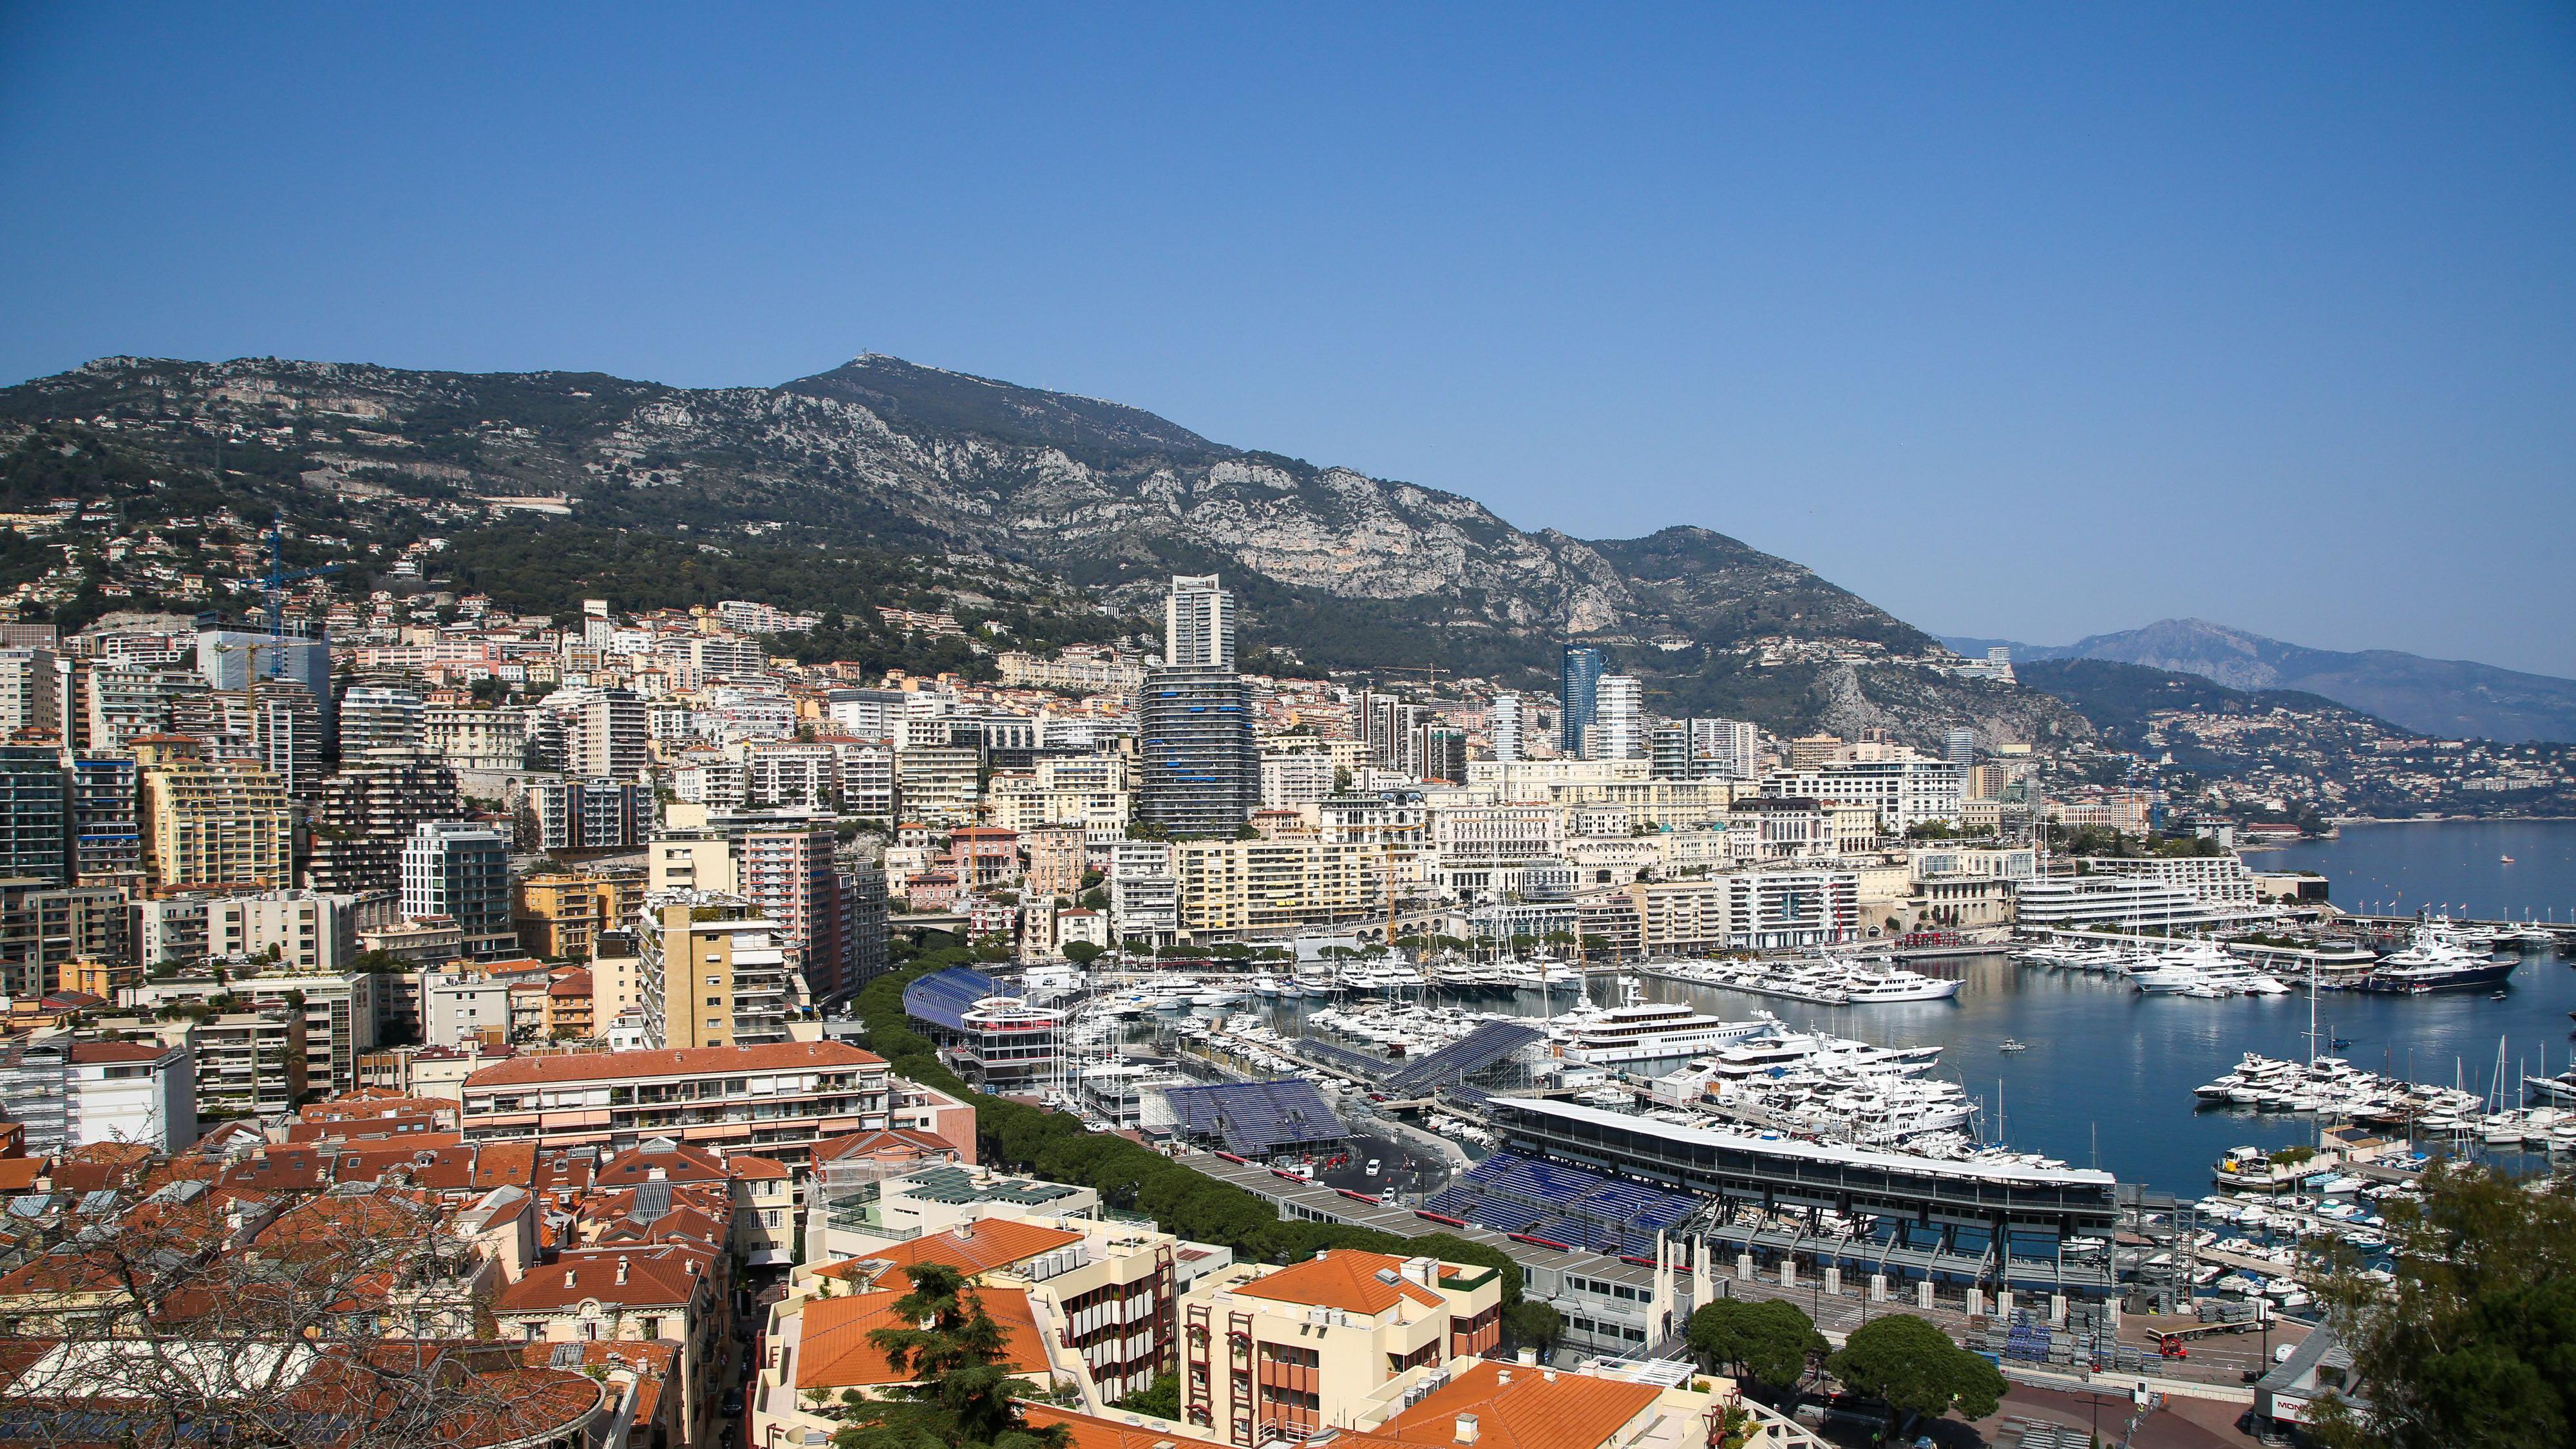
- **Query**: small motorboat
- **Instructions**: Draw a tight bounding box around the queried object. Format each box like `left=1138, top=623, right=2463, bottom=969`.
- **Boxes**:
left=1998, top=1039, right=2028, bottom=1053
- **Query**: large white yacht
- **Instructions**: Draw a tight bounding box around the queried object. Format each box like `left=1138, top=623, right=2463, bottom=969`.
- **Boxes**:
left=1552, top=999, right=1778, bottom=1066
left=1840, top=967, right=1964, bottom=1002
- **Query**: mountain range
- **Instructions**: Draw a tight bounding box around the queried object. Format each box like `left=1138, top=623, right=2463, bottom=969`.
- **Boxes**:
left=1942, top=619, right=2576, bottom=744
left=0, top=353, right=2085, bottom=753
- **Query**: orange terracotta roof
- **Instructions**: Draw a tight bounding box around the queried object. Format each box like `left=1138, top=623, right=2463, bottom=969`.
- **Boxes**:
left=594, top=1142, right=728, bottom=1186
left=723, top=1153, right=793, bottom=1180
left=820, top=1218, right=1084, bottom=1282
left=495, top=1243, right=715, bottom=1312
left=1363, top=1360, right=1660, bottom=1449
left=0, top=1160, right=41, bottom=1193
left=1025, top=1363, right=1662, bottom=1449
left=463, top=1041, right=883, bottom=1088
left=811, top=1127, right=958, bottom=1162
left=65, top=1042, right=176, bottom=1065
left=1231, top=1249, right=1444, bottom=1314
left=795, top=1284, right=1044, bottom=1389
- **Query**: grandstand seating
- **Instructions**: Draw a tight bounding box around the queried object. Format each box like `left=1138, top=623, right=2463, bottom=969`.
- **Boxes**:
left=1420, top=1151, right=1698, bottom=1251
left=1376, top=1021, right=1547, bottom=1096
left=902, top=967, right=1000, bottom=1034
left=1161, top=1078, right=1349, bottom=1157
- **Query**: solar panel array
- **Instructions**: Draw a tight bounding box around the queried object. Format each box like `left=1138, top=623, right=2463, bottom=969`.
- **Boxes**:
left=1161, top=1077, right=1349, bottom=1156
left=1420, top=1151, right=1697, bottom=1257
left=902, top=967, right=1000, bottom=1033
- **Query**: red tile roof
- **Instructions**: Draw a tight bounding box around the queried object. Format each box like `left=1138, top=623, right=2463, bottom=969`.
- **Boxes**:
left=817, top=1218, right=1083, bottom=1283
left=463, top=1041, right=883, bottom=1088
left=794, top=1284, right=1045, bottom=1389
left=494, top=1242, right=715, bottom=1312
left=1232, top=1249, right=1444, bottom=1314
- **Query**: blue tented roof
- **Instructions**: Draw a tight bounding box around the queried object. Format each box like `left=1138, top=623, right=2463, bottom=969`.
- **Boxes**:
left=903, top=967, right=999, bottom=1033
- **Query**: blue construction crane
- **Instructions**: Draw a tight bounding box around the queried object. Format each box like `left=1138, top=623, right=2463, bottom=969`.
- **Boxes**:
left=257, top=515, right=340, bottom=672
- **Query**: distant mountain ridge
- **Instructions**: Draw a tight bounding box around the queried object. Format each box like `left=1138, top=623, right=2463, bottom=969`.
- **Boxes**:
left=0, top=352, right=2088, bottom=752
left=1942, top=618, right=2576, bottom=744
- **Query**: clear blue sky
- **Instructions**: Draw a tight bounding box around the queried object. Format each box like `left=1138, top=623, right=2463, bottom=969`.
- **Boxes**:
left=5, top=5, right=2572, bottom=672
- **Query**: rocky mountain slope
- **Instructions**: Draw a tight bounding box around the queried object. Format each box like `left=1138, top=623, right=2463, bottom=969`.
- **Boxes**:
left=1946, top=618, right=2576, bottom=744
left=1, top=352, right=2087, bottom=750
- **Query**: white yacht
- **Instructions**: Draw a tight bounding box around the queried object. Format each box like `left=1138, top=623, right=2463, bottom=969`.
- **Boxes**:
left=1840, top=967, right=1963, bottom=1003
left=1553, top=999, right=1779, bottom=1067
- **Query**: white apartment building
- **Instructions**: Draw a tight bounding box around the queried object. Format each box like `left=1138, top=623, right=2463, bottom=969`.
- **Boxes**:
left=1164, top=574, right=1235, bottom=670
left=2012, top=875, right=2231, bottom=929
left=1596, top=674, right=1644, bottom=760
left=1259, top=750, right=1339, bottom=811
left=207, top=889, right=361, bottom=972
left=1490, top=692, right=1524, bottom=762
left=66, top=1042, right=196, bottom=1151
left=2084, top=853, right=2262, bottom=917
left=1721, top=867, right=1861, bottom=949
left=1689, top=717, right=1760, bottom=779
left=743, top=741, right=838, bottom=810
left=1765, top=757, right=1965, bottom=833
left=421, top=963, right=515, bottom=1047
left=338, top=683, right=426, bottom=754
left=829, top=739, right=898, bottom=820
left=0, top=647, right=61, bottom=736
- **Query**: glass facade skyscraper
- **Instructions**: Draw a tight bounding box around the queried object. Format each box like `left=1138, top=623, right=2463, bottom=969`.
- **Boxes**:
left=1558, top=645, right=1605, bottom=756
left=1136, top=668, right=1260, bottom=837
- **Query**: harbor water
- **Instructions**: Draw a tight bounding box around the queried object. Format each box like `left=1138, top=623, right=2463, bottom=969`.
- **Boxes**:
left=2261, top=817, right=2576, bottom=923
left=1212, top=820, right=2576, bottom=1200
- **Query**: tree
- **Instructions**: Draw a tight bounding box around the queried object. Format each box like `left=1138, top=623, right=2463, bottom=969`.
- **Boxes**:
left=0, top=1189, right=547, bottom=1449
left=1501, top=1301, right=1562, bottom=1358
left=1685, top=1297, right=1825, bottom=1392
left=1824, top=1314, right=2005, bottom=1426
left=1110, top=1372, right=1181, bottom=1421
left=2307, top=1162, right=2576, bottom=1449
left=1062, top=941, right=1104, bottom=966
left=833, top=1262, right=1070, bottom=1449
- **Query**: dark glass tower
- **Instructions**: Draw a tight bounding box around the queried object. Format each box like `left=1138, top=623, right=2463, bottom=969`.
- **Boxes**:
left=1136, top=668, right=1260, bottom=837
left=1559, top=645, right=1605, bottom=757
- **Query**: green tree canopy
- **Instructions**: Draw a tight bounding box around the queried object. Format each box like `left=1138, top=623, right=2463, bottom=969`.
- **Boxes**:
left=832, top=1262, right=1070, bottom=1449
left=1110, top=1373, right=1180, bottom=1423
left=1685, top=1296, right=1825, bottom=1391
left=1824, top=1314, right=2005, bottom=1425
left=2309, top=1162, right=2576, bottom=1449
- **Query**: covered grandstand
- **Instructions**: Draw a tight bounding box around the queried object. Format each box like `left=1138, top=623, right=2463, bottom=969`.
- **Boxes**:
left=902, top=967, right=1063, bottom=1092
left=1419, top=1151, right=1698, bottom=1258
left=1159, top=1078, right=1349, bottom=1160
left=1481, top=1095, right=2121, bottom=1295
left=1291, top=1020, right=1546, bottom=1097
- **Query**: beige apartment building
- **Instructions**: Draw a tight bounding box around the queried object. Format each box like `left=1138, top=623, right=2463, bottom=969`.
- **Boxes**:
left=636, top=891, right=794, bottom=1049
left=456, top=1041, right=896, bottom=1160
left=1172, top=839, right=1387, bottom=938
left=135, top=735, right=293, bottom=887
left=1180, top=1247, right=1505, bottom=1446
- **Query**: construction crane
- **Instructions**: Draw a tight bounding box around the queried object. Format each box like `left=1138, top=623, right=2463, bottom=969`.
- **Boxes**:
left=255, top=515, right=339, bottom=673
